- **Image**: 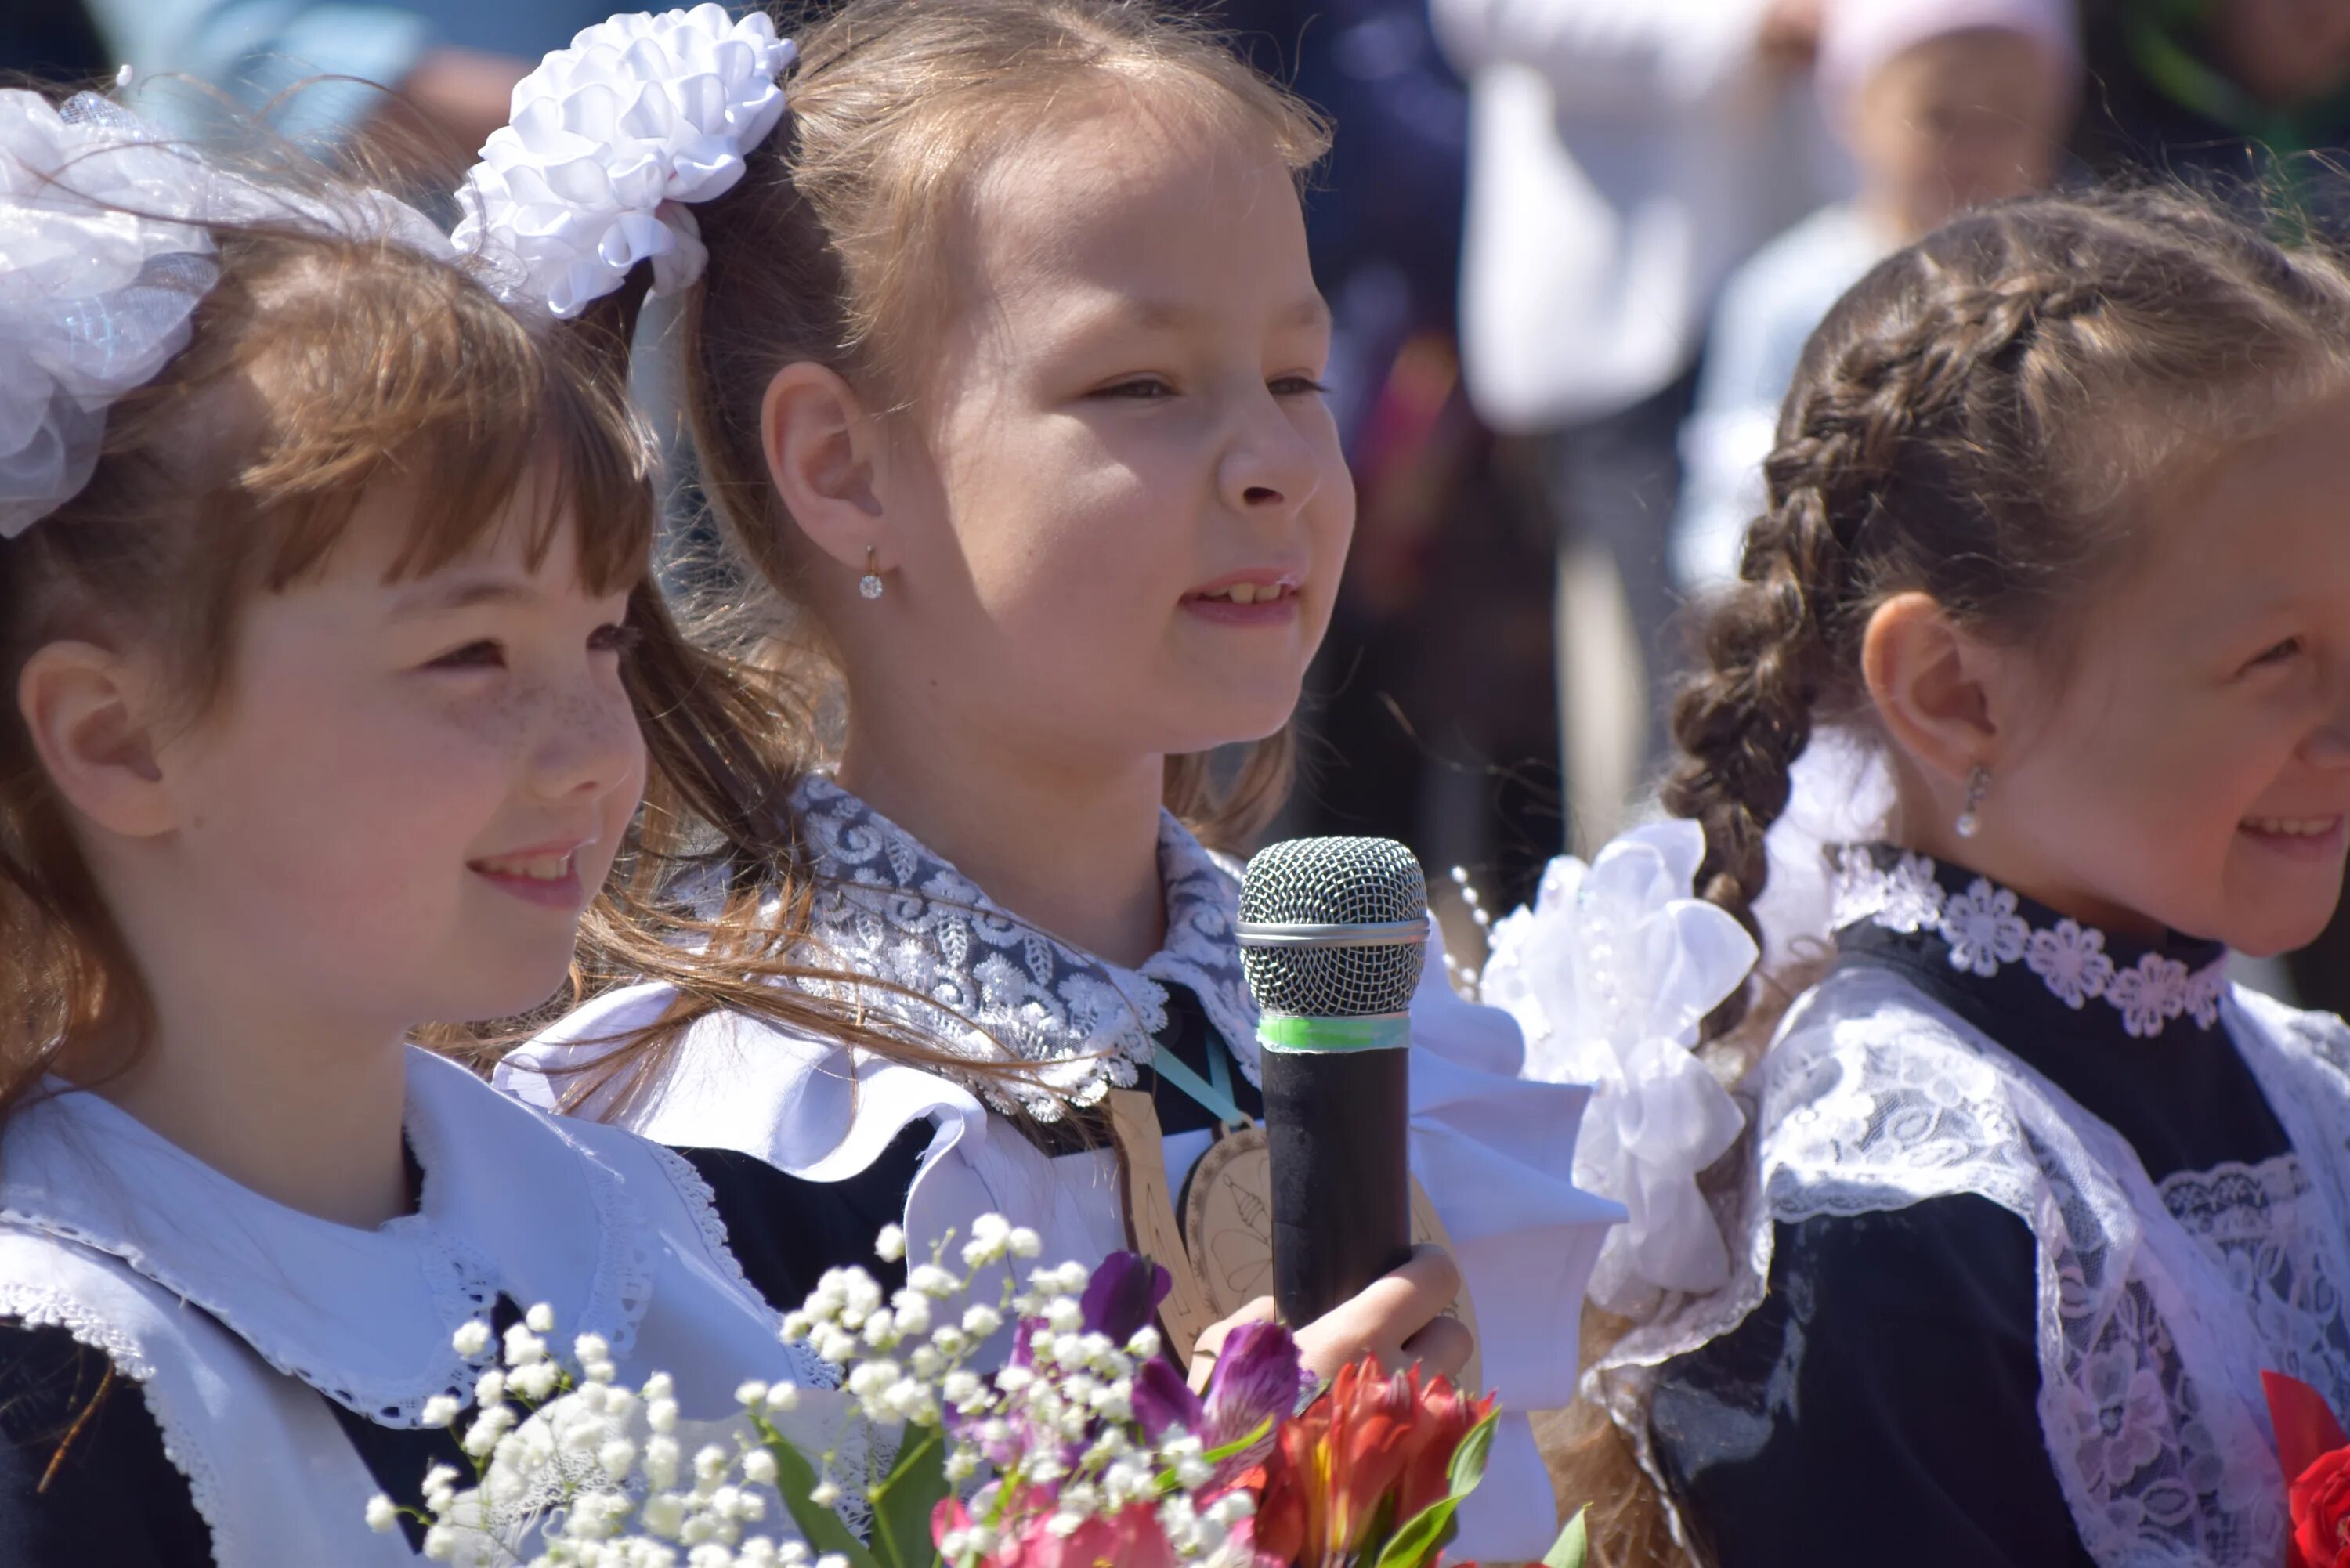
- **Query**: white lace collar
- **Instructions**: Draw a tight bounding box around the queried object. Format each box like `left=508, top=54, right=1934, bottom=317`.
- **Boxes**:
left=1830, top=844, right=2229, bottom=1042
left=0, top=1047, right=655, bottom=1425
left=780, top=775, right=1262, bottom=1122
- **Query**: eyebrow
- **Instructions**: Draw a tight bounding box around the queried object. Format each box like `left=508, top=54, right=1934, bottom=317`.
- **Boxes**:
left=1121, top=295, right=1334, bottom=332
left=389, top=573, right=540, bottom=619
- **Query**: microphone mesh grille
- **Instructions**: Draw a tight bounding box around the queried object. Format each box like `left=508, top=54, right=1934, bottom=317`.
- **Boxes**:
left=1238, top=836, right=1427, bottom=1017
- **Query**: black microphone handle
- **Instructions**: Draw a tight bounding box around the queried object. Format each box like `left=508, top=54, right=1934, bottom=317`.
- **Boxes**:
left=1261, top=1042, right=1414, bottom=1329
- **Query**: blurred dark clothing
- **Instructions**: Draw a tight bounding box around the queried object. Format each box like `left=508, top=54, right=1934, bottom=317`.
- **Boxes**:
left=2073, top=0, right=2350, bottom=222
left=3, top=0, right=107, bottom=81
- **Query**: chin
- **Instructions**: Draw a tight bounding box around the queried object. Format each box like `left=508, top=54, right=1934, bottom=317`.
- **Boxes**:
left=438, top=959, right=577, bottom=1025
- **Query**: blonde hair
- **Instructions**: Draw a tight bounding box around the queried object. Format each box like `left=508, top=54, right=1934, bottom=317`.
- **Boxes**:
left=544, top=0, right=1331, bottom=1118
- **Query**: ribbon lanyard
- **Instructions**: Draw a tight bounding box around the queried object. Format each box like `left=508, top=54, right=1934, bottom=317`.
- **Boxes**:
left=1152, top=1038, right=1249, bottom=1130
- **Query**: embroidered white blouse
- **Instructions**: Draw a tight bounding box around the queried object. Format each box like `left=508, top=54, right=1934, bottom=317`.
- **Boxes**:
left=500, top=777, right=1622, bottom=1560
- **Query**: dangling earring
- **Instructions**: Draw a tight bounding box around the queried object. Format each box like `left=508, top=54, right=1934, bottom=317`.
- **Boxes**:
left=1954, top=765, right=1990, bottom=840
left=859, top=546, right=884, bottom=601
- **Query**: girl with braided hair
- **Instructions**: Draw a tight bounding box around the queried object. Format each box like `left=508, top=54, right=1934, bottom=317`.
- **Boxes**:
left=1560, top=186, right=2350, bottom=1568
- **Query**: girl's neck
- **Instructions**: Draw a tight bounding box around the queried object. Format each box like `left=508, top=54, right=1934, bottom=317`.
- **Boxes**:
left=74, top=906, right=414, bottom=1230
left=834, top=706, right=1170, bottom=970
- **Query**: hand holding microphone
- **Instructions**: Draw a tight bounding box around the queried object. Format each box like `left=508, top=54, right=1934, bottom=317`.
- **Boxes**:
left=1236, top=836, right=1431, bottom=1329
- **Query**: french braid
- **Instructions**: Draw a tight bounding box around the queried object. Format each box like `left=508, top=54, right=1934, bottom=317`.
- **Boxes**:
left=1665, top=187, right=2350, bottom=1033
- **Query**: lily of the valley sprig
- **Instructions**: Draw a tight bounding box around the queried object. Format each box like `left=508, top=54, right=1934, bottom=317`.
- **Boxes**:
left=366, top=1216, right=1542, bottom=1568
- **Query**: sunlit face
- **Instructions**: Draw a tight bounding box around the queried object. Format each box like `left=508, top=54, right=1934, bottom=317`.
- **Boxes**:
left=853, top=92, right=1353, bottom=770
left=1969, top=392, right=2350, bottom=955
left=140, top=466, right=645, bottom=1028
left=1849, top=28, right=2070, bottom=239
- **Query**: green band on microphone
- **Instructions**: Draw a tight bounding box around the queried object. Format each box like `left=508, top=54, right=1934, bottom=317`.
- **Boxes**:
left=1255, top=1014, right=1412, bottom=1053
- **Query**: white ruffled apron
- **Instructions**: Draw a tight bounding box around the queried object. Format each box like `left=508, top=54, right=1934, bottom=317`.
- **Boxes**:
left=0, top=1048, right=833, bottom=1568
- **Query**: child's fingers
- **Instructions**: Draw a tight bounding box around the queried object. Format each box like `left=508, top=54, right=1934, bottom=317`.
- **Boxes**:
left=1189, top=1295, right=1279, bottom=1391
left=1325, top=1242, right=1463, bottom=1346
left=1398, top=1313, right=1475, bottom=1380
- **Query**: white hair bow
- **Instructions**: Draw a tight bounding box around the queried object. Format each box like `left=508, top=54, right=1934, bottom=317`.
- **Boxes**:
left=0, top=90, right=454, bottom=537
left=1480, top=819, right=1759, bottom=1315
left=451, top=5, right=797, bottom=320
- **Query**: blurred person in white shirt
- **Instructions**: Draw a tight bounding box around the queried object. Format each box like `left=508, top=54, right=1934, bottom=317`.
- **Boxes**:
left=1674, top=0, right=2081, bottom=594
left=1430, top=0, right=1849, bottom=846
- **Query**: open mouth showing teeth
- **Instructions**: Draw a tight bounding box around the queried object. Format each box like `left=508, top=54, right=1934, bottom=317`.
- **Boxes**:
left=1192, top=582, right=1296, bottom=605
left=2242, top=816, right=2341, bottom=838
left=471, top=852, right=575, bottom=881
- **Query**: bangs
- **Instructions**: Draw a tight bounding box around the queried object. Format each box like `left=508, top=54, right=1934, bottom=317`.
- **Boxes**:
left=216, top=233, right=657, bottom=598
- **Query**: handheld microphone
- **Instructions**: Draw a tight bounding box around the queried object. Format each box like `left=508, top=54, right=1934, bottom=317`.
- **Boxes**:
left=1237, top=836, right=1427, bottom=1328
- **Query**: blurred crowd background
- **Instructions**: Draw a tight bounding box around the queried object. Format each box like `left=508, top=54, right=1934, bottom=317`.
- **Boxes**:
left=9, top=0, right=2350, bottom=999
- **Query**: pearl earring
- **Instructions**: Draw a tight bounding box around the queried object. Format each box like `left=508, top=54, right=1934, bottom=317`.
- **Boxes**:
left=1954, top=765, right=1990, bottom=840
left=859, top=546, right=884, bottom=601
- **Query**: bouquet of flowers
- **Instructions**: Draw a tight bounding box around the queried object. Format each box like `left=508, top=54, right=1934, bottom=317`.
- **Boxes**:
left=369, top=1216, right=1584, bottom=1568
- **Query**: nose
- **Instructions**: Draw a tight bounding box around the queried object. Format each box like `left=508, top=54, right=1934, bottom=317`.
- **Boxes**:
left=1216, top=385, right=1325, bottom=519
left=2307, top=718, right=2350, bottom=771
left=526, top=670, right=645, bottom=809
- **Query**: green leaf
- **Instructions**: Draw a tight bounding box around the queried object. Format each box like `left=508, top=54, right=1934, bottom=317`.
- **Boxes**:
left=765, top=1433, right=884, bottom=1568
left=1542, top=1508, right=1590, bottom=1568
left=1445, top=1410, right=1500, bottom=1498
left=1370, top=1411, right=1504, bottom=1568
left=1372, top=1494, right=1459, bottom=1568
left=1201, top=1414, right=1276, bottom=1467
left=869, top=1426, right=952, bottom=1568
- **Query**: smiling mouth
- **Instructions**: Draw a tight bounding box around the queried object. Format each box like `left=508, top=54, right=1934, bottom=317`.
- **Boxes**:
left=468, top=847, right=589, bottom=909
left=2242, top=815, right=2341, bottom=838
left=469, top=851, right=575, bottom=881
left=1189, top=582, right=1298, bottom=607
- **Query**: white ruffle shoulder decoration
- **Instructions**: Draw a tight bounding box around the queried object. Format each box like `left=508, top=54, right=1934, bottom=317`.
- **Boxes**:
left=452, top=5, right=796, bottom=319
left=1480, top=819, right=1759, bottom=1314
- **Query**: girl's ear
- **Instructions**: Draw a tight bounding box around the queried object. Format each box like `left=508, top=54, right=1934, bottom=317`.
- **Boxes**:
left=759, top=360, right=894, bottom=578
left=18, top=641, right=175, bottom=838
left=1860, top=591, right=2000, bottom=784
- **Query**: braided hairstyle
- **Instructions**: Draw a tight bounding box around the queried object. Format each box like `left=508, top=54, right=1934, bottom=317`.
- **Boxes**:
left=1663, top=186, right=2350, bottom=1036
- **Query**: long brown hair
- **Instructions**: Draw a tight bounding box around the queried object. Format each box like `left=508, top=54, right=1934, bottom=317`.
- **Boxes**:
left=0, top=121, right=661, bottom=1136
left=542, top=0, right=1331, bottom=1118
left=1551, top=186, right=2350, bottom=1566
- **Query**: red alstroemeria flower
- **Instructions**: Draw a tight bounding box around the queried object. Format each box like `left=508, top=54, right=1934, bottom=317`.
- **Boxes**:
left=1253, top=1358, right=1497, bottom=1568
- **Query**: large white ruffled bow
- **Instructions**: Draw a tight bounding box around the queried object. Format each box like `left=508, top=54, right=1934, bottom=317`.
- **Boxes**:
left=452, top=5, right=796, bottom=320
left=0, top=92, right=218, bottom=538
left=1480, top=821, right=1759, bottom=1314
left=0, top=91, right=455, bottom=538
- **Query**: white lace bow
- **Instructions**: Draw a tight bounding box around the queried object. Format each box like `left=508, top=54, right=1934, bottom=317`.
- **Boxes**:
left=452, top=5, right=796, bottom=319
left=1, top=89, right=455, bottom=537
left=1480, top=820, right=1758, bottom=1313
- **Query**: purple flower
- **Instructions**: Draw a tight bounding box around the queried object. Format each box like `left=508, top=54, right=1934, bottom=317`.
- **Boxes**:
left=1081, top=1252, right=1170, bottom=1341
left=1201, top=1321, right=1310, bottom=1479
left=1131, top=1357, right=1202, bottom=1441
